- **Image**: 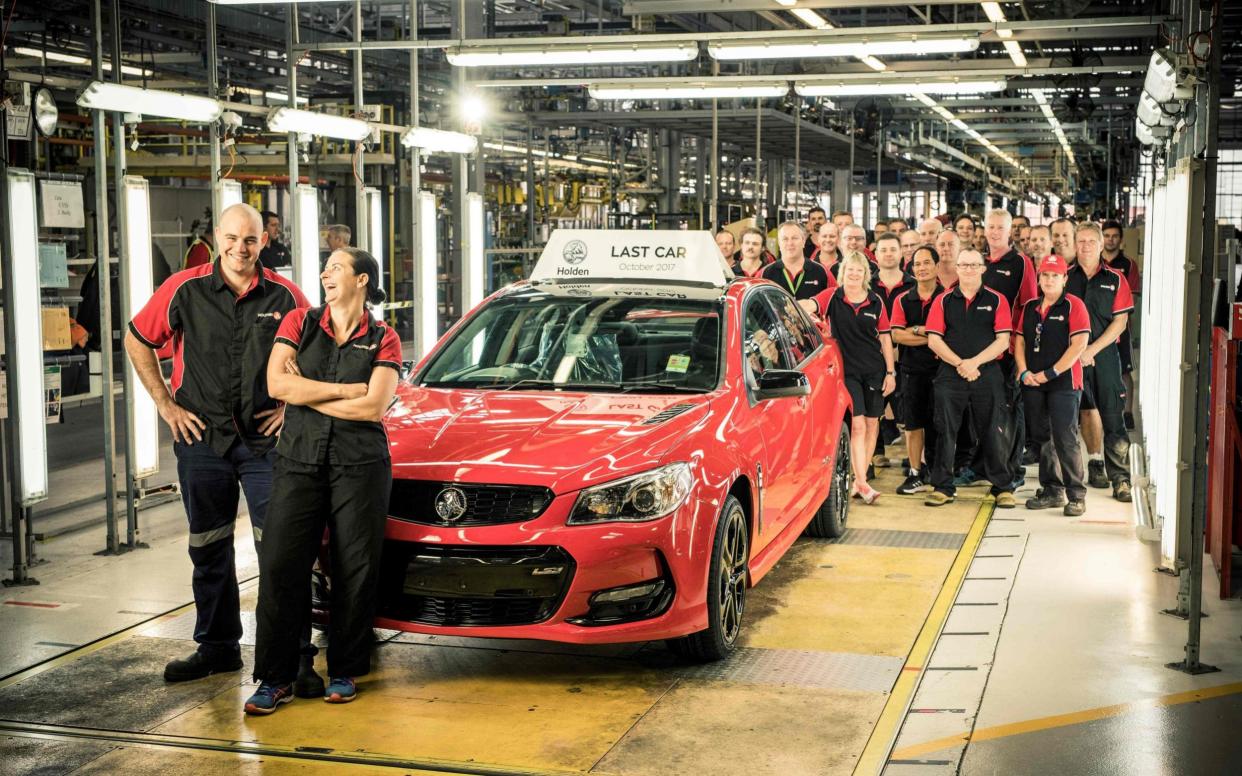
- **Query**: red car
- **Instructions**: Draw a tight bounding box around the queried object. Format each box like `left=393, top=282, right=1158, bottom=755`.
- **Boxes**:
left=322, top=232, right=853, bottom=661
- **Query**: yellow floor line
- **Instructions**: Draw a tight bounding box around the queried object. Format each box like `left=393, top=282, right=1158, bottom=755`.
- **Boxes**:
left=0, top=577, right=259, bottom=692
left=851, top=498, right=994, bottom=776
left=889, top=680, right=1242, bottom=761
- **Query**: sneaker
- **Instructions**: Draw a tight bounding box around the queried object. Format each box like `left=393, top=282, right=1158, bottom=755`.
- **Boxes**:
left=293, top=655, right=325, bottom=699
left=925, top=491, right=955, bottom=507
left=995, top=492, right=1016, bottom=509
left=1113, top=481, right=1133, bottom=503
left=1124, top=411, right=1135, bottom=430
left=896, top=474, right=929, bottom=495
left=163, top=650, right=242, bottom=683
left=1025, top=492, right=1067, bottom=510
left=952, top=468, right=985, bottom=487
left=1010, top=476, right=1027, bottom=491
left=1088, top=460, right=1109, bottom=489
left=1064, top=500, right=1086, bottom=517
left=244, top=682, right=294, bottom=715
left=859, top=485, right=881, bottom=505
left=872, top=454, right=891, bottom=469
left=325, top=676, right=357, bottom=703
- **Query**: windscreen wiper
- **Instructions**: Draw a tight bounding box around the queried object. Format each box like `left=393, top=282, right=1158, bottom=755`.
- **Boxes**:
left=494, top=378, right=623, bottom=392
left=619, top=380, right=709, bottom=394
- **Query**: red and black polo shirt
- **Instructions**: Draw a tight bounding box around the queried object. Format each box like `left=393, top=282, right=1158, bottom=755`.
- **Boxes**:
left=1105, top=251, right=1142, bottom=295
left=762, top=259, right=836, bottom=302
left=874, top=272, right=915, bottom=319
left=823, top=288, right=890, bottom=377
left=129, top=260, right=309, bottom=456
left=983, top=247, right=1038, bottom=317
left=1065, top=262, right=1134, bottom=346
left=890, top=283, right=945, bottom=375
left=924, top=285, right=1012, bottom=364
left=273, top=305, right=403, bottom=466
left=1017, top=293, right=1091, bottom=392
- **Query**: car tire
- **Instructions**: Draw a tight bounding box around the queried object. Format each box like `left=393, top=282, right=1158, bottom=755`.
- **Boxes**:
left=666, top=494, right=749, bottom=663
left=805, top=421, right=852, bottom=539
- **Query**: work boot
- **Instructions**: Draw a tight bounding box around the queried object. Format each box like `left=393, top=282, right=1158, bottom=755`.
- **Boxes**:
left=293, top=654, right=325, bottom=699
left=1088, top=460, right=1109, bottom=489
left=164, top=650, right=242, bottom=683
left=924, top=491, right=955, bottom=507
left=871, top=454, right=890, bottom=469
left=995, top=492, right=1017, bottom=509
left=1113, top=481, right=1133, bottom=503
left=1025, top=492, right=1067, bottom=510
left=1064, top=500, right=1086, bottom=517
left=953, top=467, right=985, bottom=487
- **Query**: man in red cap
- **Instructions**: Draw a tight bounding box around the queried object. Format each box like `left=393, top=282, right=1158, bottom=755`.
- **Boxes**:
left=1015, top=254, right=1091, bottom=516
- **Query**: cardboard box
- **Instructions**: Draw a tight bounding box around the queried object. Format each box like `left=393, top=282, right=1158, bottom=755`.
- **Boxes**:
left=42, top=306, right=72, bottom=351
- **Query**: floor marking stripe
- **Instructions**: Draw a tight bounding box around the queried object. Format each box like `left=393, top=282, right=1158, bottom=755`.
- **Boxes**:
left=851, top=501, right=993, bottom=776
left=3, top=601, right=61, bottom=609
left=888, top=681, right=1242, bottom=761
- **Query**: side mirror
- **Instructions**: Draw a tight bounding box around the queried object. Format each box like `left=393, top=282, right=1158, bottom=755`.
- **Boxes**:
left=754, top=369, right=810, bottom=401
left=400, top=360, right=416, bottom=379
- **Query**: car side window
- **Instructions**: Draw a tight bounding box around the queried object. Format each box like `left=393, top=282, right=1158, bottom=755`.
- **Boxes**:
left=773, top=293, right=820, bottom=365
left=742, top=292, right=794, bottom=380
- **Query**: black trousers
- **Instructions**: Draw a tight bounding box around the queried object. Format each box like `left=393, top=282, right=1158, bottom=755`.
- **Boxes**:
left=1023, top=388, right=1086, bottom=502
left=1001, top=355, right=1026, bottom=483
left=932, top=366, right=1012, bottom=496
left=1083, top=346, right=1131, bottom=485
left=254, top=455, right=392, bottom=685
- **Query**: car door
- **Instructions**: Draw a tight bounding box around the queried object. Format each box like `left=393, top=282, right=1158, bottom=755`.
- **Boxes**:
left=740, top=288, right=813, bottom=541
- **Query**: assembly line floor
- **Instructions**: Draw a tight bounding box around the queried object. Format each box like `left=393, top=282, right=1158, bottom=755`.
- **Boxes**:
left=2, top=452, right=1241, bottom=775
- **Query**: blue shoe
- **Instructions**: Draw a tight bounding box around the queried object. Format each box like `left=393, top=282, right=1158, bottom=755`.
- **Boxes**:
left=324, top=676, right=356, bottom=704
left=244, top=682, right=293, bottom=715
left=952, top=468, right=984, bottom=487
left=1010, top=476, right=1027, bottom=491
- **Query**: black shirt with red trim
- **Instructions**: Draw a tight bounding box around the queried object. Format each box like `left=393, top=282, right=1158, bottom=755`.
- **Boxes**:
left=762, top=259, right=835, bottom=302
left=1065, top=262, right=1134, bottom=346
left=1105, top=251, right=1141, bottom=295
left=890, top=283, right=945, bottom=375
left=1017, top=292, right=1091, bottom=392
left=983, top=247, right=1038, bottom=313
left=823, top=288, right=891, bottom=377
left=924, top=285, right=1012, bottom=365
left=273, top=305, right=403, bottom=466
left=128, top=260, right=310, bottom=457
left=873, top=271, right=915, bottom=319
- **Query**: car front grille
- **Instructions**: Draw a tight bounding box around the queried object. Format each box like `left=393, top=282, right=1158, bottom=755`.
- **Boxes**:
left=388, top=480, right=556, bottom=526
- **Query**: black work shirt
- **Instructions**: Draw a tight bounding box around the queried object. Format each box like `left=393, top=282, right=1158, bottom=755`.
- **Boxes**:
left=873, top=272, right=915, bottom=318
left=129, top=260, right=309, bottom=457
left=762, top=260, right=834, bottom=302
left=890, top=283, right=945, bottom=375
left=273, top=305, right=402, bottom=466
left=823, top=288, right=890, bottom=377
left=260, top=239, right=292, bottom=269
left=1017, top=293, right=1091, bottom=392
left=924, top=285, right=1011, bottom=367
left=1065, top=263, right=1134, bottom=345
left=983, top=247, right=1038, bottom=311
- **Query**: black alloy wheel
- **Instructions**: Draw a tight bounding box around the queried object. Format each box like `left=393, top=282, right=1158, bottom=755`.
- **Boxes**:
left=667, top=495, right=749, bottom=662
left=805, top=421, right=852, bottom=539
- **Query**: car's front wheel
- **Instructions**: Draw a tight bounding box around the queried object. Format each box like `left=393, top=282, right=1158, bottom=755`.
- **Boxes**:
left=805, top=421, right=852, bottom=538
left=667, top=494, right=748, bottom=662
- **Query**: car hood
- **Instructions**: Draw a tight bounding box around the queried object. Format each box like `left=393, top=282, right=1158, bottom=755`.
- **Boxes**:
left=384, top=383, right=711, bottom=493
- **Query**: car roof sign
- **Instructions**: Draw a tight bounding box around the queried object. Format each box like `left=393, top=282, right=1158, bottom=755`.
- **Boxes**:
left=529, top=229, right=735, bottom=289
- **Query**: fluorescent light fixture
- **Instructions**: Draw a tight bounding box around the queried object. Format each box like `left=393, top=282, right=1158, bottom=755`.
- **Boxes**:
left=860, top=55, right=887, bottom=71
left=267, top=107, right=371, bottom=141
left=589, top=79, right=788, bottom=100
left=1138, top=89, right=1178, bottom=127
left=294, top=184, right=321, bottom=302
left=446, top=41, right=697, bottom=67
left=219, top=179, right=243, bottom=209
left=121, top=176, right=160, bottom=478
left=790, top=8, right=831, bottom=28
left=773, top=0, right=796, bottom=6
left=12, top=46, right=150, bottom=76
left=365, top=187, right=384, bottom=320
left=400, top=126, right=478, bottom=155
left=416, top=191, right=439, bottom=358
left=795, top=79, right=1005, bottom=97
left=5, top=168, right=48, bottom=504
left=1002, top=40, right=1027, bottom=67
left=76, top=81, right=222, bottom=123
left=709, top=35, right=978, bottom=61
left=463, top=193, right=485, bottom=314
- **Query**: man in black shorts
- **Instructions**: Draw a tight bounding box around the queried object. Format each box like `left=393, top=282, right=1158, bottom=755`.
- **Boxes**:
left=891, top=245, right=944, bottom=494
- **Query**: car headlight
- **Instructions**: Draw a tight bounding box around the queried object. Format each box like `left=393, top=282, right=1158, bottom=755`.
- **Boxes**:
left=568, top=463, right=694, bottom=525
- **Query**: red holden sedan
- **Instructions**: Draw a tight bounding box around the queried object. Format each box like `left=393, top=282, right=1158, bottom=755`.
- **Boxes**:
left=326, top=233, right=852, bottom=661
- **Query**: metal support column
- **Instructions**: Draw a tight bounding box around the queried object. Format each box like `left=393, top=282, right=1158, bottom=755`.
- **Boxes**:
left=286, top=7, right=301, bottom=278
left=354, top=1, right=367, bottom=251
left=754, top=100, right=762, bottom=227
left=709, top=59, right=718, bottom=231
left=207, top=3, right=222, bottom=225
left=525, top=123, right=535, bottom=241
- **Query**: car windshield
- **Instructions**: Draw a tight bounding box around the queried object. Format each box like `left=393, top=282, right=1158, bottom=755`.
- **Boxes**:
left=418, top=288, right=723, bottom=392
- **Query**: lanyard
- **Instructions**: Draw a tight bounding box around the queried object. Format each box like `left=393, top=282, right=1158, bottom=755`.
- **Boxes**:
left=782, top=267, right=804, bottom=295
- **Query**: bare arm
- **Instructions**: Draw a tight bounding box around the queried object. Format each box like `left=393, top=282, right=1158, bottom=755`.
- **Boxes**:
left=1013, top=333, right=1028, bottom=375
left=890, top=326, right=928, bottom=347
left=307, top=365, right=400, bottom=423
left=1054, top=332, right=1090, bottom=375
left=124, top=330, right=205, bottom=443
left=266, top=342, right=367, bottom=406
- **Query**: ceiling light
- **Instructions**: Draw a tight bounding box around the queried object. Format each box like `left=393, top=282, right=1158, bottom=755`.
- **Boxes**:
left=401, top=126, right=478, bottom=154
left=446, top=41, right=698, bottom=67
left=794, top=79, right=1005, bottom=97
left=1144, top=48, right=1181, bottom=104
left=76, top=81, right=222, bottom=122
left=790, top=8, right=831, bottom=28
left=1003, top=40, right=1027, bottom=67
left=589, top=79, right=788, bottom=100
left=13, top=46, right=150, bottom=76
left=859, top=55, right=887, bottom=71
left=267, top=107, right=371, bottom=140
left=709, top=35, right=978, bottom=61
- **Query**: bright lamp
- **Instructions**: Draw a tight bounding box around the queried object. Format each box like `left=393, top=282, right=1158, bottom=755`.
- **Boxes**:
left=365, top=187, right=384, bottom=320
left=1138, top=90, right=1177, bottom=127
left=5, top=168, right=48, bottom=503
left=795, top=79, right=1006, bottom=97
left=268, top=107, right=371, bottom=141
left=294, top=184, right=321, bottom=302
left=447, top=41, right=697, bottom=67
left=77, top=81, right=222, bottom=123
left=121, top=177, right=160, bottom=478
left=588, top=79, right=788, bottom=100
left=400, top=127, right=478, bottom=155
left=708, top=35, right=978, bottom=61
left=416, top=191, right=438, bottom=358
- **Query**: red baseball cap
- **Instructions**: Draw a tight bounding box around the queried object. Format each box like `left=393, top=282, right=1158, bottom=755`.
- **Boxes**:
left=1037, top=254, right=1069, bottom=275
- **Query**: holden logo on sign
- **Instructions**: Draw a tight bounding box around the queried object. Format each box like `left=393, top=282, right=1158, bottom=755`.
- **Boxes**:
left=563, top=239, right=588, bottom=265
left=434, top=487, right=468, bottom=522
